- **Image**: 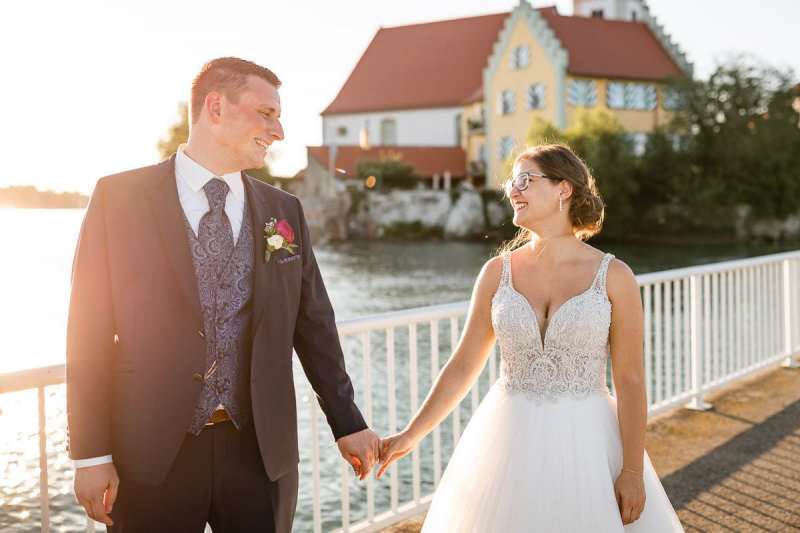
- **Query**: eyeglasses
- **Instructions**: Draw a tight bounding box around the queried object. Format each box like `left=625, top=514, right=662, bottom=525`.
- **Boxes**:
left=503, top=171, right=561, bottom=194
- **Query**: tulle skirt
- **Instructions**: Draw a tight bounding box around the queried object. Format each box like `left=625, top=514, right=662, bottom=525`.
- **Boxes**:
left=420, top=385, right=684, bottom=532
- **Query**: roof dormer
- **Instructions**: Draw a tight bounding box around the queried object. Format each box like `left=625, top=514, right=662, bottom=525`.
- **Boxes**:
left=573, top=0, right=646, bottom=21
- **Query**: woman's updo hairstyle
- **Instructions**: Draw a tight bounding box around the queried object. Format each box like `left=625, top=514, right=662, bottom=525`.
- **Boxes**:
left=501, top=143, right=605, bottom=252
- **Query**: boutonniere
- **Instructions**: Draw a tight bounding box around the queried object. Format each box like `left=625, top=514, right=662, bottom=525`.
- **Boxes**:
left=263, top=218, right=298, bottom=263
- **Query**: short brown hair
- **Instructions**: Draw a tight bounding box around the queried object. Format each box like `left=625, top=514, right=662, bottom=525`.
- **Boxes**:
left=500, top=143, right=605, bottom=253
left=190, top=57, right=281, bottom=124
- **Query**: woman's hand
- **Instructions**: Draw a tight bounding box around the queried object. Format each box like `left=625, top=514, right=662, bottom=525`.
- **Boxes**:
left=614, top=470, right=646, bottom=524
left=376, top=430, right=420, bottom=479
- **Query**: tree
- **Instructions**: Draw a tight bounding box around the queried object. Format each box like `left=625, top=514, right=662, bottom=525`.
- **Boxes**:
left=668, top=57, right=800, bottom=219
left=157, top=102, right=189, bottom=159
left=526, top=109, right=639, bottom=238
left=356, top=157, right=418, bottom=189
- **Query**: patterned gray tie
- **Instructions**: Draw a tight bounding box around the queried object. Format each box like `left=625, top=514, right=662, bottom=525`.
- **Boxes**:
left=199, top=178, right=234, bottom=279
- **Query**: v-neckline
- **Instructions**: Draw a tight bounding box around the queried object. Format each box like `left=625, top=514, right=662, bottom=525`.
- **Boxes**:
left=506, top=254, right=608, bottom=350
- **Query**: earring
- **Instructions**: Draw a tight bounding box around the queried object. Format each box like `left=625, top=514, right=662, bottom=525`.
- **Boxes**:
left=559, top=195, right=563, bottom=212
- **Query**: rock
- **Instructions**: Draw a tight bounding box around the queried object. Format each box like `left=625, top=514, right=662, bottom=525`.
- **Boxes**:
left=486, top=197, right=512, bottom=228
left=369, top=190, right=452, bottom=228
left=444, top=191, right=485, bottom=238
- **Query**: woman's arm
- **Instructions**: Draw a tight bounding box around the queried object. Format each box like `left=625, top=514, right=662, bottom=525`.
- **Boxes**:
left=377, top=256, right=502, bottom=477
left=606, top=258, right=648, bottom=524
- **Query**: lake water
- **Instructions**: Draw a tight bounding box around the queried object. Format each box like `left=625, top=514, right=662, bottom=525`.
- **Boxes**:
left=1, top=208, right=797, bottom=532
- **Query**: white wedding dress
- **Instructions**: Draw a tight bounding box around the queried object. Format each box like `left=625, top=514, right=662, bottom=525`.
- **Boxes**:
left=421, top=252, right=684, bottom=532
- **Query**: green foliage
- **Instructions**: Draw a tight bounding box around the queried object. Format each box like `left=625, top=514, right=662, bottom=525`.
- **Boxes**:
left=381, top=221, right=443, bottom=239
left=527, top=116, right=565, bottom=145
left=356, top=158, right=419, bottom=189
left=667, top=58, right=800, bottom=219
left=157, top=102, right=189, bottom=159
left=522, top=58, right=800, bottom=241
left=564, top=110, right=639, bottom=236
left=526, top=109, right=639, bottom=238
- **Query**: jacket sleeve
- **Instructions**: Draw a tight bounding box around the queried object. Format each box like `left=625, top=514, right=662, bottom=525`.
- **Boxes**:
left=66, top=178, right=115, bottom=460
left=291, top=197, right=367, bottom=440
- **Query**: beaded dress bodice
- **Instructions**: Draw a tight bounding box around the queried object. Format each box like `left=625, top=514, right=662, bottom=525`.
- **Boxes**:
left=491, top=252, right=615, bottom=401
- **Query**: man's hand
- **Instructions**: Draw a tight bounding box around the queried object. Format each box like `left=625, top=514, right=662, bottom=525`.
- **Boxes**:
left=336, top=428, right=380, bottom=480
left=74, top=462, right=119, bottom=526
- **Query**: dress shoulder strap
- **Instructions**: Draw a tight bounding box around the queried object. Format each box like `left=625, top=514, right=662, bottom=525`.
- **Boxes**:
left=590, top=253, right=615, bottom=293
left=499, top=253, right=513, bottom=288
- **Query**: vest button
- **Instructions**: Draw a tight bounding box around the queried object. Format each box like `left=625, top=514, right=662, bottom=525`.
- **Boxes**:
left=192, top=372, right=204, bottom=383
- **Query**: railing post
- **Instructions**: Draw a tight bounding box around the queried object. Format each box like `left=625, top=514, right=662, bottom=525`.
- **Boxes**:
left=782, top=259, right=800, bottom=368
left=37, top=386, right=50, bottom=533
left=686, top=274, right=712, bottom=410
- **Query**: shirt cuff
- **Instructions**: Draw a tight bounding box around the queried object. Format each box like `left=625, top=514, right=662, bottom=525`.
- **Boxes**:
left=73, top=455, right=113, bottom=469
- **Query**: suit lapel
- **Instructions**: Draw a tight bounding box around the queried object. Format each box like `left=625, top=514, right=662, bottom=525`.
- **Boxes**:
left=145, top=155, right=203, bottom=322
left=243, top=173, right=277, bottom=333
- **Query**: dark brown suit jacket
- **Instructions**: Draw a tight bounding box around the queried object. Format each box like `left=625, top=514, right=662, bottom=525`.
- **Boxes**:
left=66, top=155, right=366, bottom=485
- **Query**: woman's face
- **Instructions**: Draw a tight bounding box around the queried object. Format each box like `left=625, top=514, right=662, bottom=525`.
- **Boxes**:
left=507, top=159, right=565, bottom=230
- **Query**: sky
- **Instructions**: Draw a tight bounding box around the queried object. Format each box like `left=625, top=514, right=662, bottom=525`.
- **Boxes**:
left=1, top=0, right=798, bottom=194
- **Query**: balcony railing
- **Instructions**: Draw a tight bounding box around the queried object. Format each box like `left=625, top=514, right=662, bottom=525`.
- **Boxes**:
left=1, top=250, right=799, bottom=532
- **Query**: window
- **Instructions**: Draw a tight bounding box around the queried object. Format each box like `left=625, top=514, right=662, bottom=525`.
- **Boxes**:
left=510, top=45, right=530, bottom=70
left=607, top=82, right=657, bottom=110
left=498, top=89, right=515, bottom=115
left=380, top=118, right=397, bottom=145
left=526, top=84, right=546, bottom=110
left=631, top=11, right=637, bottom=21
left=662, top=88, right=683, bottom=111
left=336, top=126, right=348, bottom=137
left=455, top=113, right=462, bottom=144
left=591, top=9, right=604, bottom=17
left=627, top=132, right=648, bottom=156
left=478, top=143, right=486, bottom=163
left=499, top=137, right=515, bottom=160
left=567, top=79, right=598, bottom=107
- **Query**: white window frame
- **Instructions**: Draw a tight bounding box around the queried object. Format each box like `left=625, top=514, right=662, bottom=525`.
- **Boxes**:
left=567, top=79, right=598, bottom=107
left=526, top=84, right=546, bottom=110
left=510, top=45, right=530, bottom=70
left=499, top=137, right=515, bottom=160
left=497, top=89, right=516, bottom=115
left=607, top=82, right=657, bottom=110
left=380, top=118, right=397, bottom=145
left=628, top=132, right=648, bottom=156
left=662, top=87, right=683, bottom=111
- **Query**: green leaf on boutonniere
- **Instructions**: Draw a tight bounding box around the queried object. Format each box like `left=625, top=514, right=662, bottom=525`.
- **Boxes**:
left=264, top=250, right=272, bottom=263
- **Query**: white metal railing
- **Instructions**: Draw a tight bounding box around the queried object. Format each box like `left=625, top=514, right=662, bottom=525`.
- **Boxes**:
left=1, top=250, right=799, bottom=533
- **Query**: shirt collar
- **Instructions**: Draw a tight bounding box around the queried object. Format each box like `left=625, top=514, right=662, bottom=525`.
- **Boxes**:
left=175, top=146, right=244, bottom=203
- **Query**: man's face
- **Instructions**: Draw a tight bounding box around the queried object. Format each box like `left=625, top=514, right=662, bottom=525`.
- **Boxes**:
left=214, top=75, right=284, bottom=170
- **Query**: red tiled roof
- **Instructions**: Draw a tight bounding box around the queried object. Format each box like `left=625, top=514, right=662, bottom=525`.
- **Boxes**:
left=539, top=7, right=682, bottom=80
left=307, top=146, right=467, bottom=177
left=322, top=7, right=684, bottom=115
left=322, top=13, right=508, bottom=115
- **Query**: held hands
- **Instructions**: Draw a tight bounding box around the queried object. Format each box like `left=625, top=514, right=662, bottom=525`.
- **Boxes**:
left=337, top=428, right=381, bottom=480
left=376, top=429, right=419, bottom=479
left=614, top=469, right=646, bottom=525
left=74, top=462, right=119, bottom=526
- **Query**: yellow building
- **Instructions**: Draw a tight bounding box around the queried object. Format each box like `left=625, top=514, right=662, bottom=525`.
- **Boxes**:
left=319, top=0, right=692, bottom=189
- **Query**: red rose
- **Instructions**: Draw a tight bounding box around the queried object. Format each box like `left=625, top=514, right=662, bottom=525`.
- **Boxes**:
left=276, top=219, right=295, bottom=243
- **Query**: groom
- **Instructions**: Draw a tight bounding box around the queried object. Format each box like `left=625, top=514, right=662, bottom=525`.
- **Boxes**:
left=66, top=57, right=379, bottom=532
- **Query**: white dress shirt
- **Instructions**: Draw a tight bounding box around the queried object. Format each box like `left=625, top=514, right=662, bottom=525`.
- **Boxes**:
left=73, top=148, right=246, bottom=469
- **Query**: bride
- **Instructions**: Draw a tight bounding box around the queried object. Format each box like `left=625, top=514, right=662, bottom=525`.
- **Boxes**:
left=377, top=144, right=684, bottom=532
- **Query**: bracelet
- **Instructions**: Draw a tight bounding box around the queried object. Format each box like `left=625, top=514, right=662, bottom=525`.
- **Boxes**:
left=622, top=467, right=643, bottom=475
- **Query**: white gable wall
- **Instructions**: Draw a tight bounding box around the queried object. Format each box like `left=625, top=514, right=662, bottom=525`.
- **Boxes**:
left=322, top=107, right=464, bottom=147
